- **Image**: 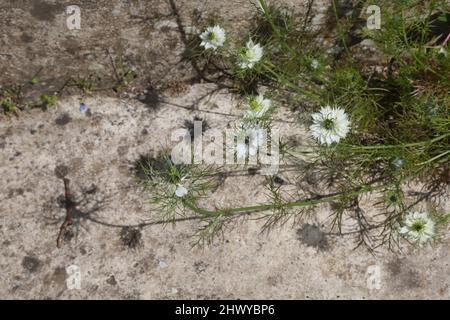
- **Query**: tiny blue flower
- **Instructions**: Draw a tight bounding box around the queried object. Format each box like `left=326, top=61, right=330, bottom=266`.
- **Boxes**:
left=80, top=102, right=88, bottom=114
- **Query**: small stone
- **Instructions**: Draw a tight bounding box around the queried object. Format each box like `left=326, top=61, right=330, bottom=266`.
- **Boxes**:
left=169, top=288, right=178, bottom=294
left=360, top=39, right=376, bottom=49
left=154, top=20, right=178, bottom=30
left=184, top=26, right=199, bottom=35
left=311, top=13, right=326, bottom=26
left=158, top=260, right=168, bottom=269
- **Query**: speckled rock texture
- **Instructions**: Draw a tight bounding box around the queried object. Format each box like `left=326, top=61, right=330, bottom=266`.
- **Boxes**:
left=1, top=0, right=449, bottom=300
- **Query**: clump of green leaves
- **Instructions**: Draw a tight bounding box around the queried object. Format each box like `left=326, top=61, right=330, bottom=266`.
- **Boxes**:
left=69, top=76, right=97, bottom=94
left=40, top=94, right=58, bottom=108
left=0, top=84, right=23, bottom=114
left=1, top=72, right=62, bottom=114
left=113, top=69, right=137, bottom=93
left=0, top=93, right=17, bottom=113
left=110, top=55, right=138, bottom=93
left=134, top=154, right=216, bottom=222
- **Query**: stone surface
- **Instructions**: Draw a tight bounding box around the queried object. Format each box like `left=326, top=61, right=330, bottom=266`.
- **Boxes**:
left=1, top=85, right=449, bottom=299
left=1, top=0, right=449, bottom=300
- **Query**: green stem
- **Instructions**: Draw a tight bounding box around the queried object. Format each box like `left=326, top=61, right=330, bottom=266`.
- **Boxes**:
left=290, top=133, right=450, bottom=155
left=258, top=0, right=299, bottom=60
left=331, top=0, right=350, bottom=56
left=262, top=62, right=320, bottom=102
left=340, top=133, right=450, bottom=151
left=185, top=183, right=380, bottom=218
left=418, top=150, right=450, bottom=165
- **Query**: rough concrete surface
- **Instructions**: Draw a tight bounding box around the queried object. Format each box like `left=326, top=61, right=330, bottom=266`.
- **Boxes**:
left=1, top=86, right=450, bottom=300
left=1, top=0, right=450, bottom=300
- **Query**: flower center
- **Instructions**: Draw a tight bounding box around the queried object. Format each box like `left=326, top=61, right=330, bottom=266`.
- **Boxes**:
left=389, top=195, right=398, bottom=203
left=242, top=47, right=257, bottom=61
left=411, top=220, right=425, bottom=233
left=249, top=99, right=260, bottom=111
left=208, top=32, right=216, bottom=41
left=321, top=118, right=335, bottom=130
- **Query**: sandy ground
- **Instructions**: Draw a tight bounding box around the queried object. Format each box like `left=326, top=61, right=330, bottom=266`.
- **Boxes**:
left=1, top=85, right=450, bottom=299
left=0, top=0, right=315, bottom=86
left=1, top=0, right=450, bottom=300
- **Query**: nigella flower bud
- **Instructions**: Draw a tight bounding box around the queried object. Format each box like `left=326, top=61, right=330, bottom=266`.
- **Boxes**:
left=392, top=157, right=404, bottom=169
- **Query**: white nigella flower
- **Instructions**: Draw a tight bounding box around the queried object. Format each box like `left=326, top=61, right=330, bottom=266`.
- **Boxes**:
left=200, top=25, right=226, bottom=50
left=311, top=59, right=320, bottom=70
left=438, top=46, right=447, bottom=57
left=239, top=40, right=263, bottom=69
left=175, top=184, right=188, bottom=198
left=310, top=106, right=351, bottom=145
left=399, top=212, right=435, bottom=244
left=245, top=94, right=272, bottom=120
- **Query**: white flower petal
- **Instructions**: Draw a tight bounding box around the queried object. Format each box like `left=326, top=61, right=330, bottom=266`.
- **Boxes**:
left=175, top=184, right=188, bottom=198
left=399, top=211, right=435, bottom=244
left=239, top=40, right=263, bottom=69
left=200, top=25, right=226, bottom=51
left=310, top=106, right=351, bottom=145
left=245, top=94, right=272, bottom=120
